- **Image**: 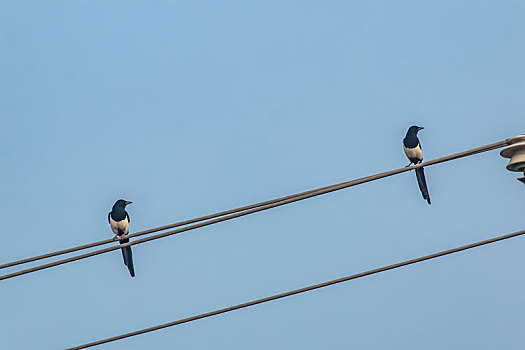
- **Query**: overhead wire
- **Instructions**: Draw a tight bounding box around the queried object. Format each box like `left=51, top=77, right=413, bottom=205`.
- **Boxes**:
left=0, top=188, right=323, bottom=270
left=66, top=228, right=525, bottom=349
left=0, top=138, right=510, bottom=281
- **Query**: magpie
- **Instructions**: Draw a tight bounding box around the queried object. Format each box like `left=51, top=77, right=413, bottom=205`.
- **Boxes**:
left=108, top=199, right=135, bottom=277
left=403, top=125, right=431, bottom=204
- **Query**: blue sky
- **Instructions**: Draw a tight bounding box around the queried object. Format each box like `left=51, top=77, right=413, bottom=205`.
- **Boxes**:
left=1, top=1, right=524, bottom=349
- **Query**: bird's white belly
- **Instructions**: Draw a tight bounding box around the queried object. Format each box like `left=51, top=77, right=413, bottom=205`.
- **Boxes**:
left=109, top=216, right=129, bottom=235
left=404, top=144, right=423, bottom=162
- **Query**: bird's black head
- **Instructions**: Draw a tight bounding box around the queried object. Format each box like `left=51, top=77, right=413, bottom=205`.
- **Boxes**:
left=113, top=199, right=132, bottom=209
left=407, top=125, right=424, bottom=136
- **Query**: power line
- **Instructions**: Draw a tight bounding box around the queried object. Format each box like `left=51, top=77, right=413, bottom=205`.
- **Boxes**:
left=0, top=188, right=322, bottom=270
left=66, top=228, right=525, bottom=349
left=0, top=139, right=509, bottom=281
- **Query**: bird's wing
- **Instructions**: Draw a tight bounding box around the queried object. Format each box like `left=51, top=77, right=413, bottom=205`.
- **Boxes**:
left=108, top=212, right=111, bottom=223
left=126, top=212, right=130, bottom=223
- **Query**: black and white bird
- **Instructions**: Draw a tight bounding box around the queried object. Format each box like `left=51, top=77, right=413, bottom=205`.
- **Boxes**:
left=108, top=199, right=135, bottom=277
left=403, top=125, right=431, bottom=204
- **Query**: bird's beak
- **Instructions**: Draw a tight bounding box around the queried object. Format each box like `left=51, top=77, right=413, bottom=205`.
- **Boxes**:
left=417, top=126, right=425, bottom=131
left=125, top=201, right=133, bottom=205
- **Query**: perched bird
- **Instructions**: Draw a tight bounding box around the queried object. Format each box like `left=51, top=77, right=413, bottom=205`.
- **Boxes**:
left=108, top=199, right=135, bottom=277
left=403, top=125, right=431, bottom=204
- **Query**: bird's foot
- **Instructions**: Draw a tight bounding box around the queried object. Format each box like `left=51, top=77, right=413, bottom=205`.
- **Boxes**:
left=112, top=235, right=120, bottom=242
left=405, top=163, right=412, bottom=168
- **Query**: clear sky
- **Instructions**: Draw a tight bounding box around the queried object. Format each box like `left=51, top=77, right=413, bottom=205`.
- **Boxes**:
left=1, top=1, right=524, bottom=349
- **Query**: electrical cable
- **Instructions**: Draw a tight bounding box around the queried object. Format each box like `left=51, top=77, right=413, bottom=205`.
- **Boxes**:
left=0, top=188, right=322, bottom=270
left=66, top=228, right=525, bottom=349
left=0, top=139, right=510, bottom=281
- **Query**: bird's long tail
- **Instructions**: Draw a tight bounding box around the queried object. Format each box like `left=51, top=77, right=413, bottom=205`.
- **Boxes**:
left=119, top=237, right=135, bottom=277
left=415, top=167, right=431, bottom=204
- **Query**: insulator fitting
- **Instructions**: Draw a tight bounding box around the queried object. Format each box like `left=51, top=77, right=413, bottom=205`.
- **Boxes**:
left=500, top=135, right=525, bottom=184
